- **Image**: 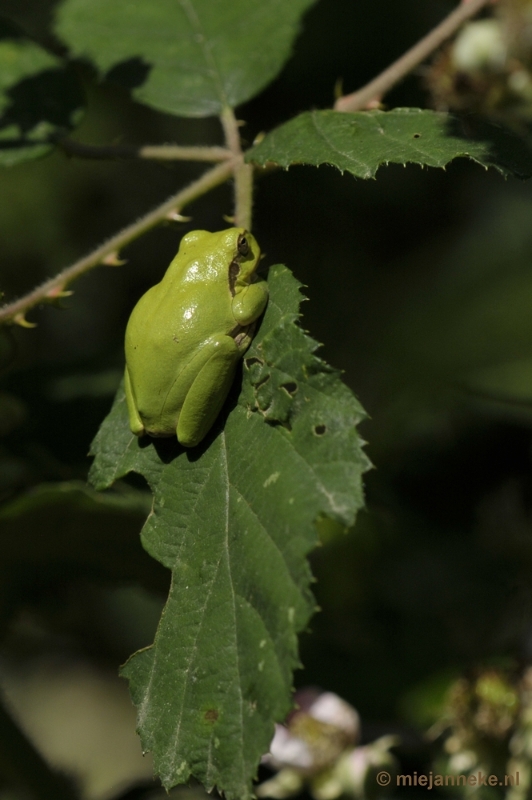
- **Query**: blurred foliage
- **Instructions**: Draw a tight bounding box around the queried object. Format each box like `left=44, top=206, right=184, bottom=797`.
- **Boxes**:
left=0, top=19, right=84, bottom=166
left=391, top=665, right=532, bottom=800
left=427, top=0, right=532, bottom=125
left=1, top=0, right=532, bottom=797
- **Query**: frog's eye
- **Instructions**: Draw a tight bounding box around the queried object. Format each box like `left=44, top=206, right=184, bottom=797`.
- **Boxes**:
left=237, top=235, right=249, bottom=257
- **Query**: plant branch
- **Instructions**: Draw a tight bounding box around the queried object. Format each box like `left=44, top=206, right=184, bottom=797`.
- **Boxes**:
left=57, top=137, right=232, bottom=163
left=0, top=159, right=235, bottom=326
left=220, top=107, right=253, bottom=230
left=334, top=0, right=493, bottom=112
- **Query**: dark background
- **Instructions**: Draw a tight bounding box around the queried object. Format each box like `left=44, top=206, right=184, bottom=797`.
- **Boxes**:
left=0, top=0, right=530, bottom=795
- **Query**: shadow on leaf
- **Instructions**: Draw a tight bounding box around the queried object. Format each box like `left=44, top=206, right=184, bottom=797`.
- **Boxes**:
left=0, top=67, right=83, bottom=137
left=151, top=437, right=182, bottom=465
left=105, top=57, right=152, bottom=91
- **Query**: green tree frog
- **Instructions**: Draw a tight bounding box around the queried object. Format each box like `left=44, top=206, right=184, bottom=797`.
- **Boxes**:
left=124, top=227, right=268, bottom=447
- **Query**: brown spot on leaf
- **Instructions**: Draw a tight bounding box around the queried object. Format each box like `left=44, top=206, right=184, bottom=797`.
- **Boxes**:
left=204, top=709, right=219, bottom=723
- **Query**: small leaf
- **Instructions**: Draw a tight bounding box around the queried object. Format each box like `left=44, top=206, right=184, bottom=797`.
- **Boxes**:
left=89, top=264, right=369, bottom=799
left=246, top=108, right=532, bottom=179
left=0, top=19, right=84, bottom=166
left=54, top=0, right=316, bottom=117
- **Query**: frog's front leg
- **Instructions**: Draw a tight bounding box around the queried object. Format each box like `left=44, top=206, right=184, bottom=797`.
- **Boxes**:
left=232, top=280, right=269, bottom=325
left=124, top=366, right=146, bottom=436
left=176, top=334, right=242, bottom=447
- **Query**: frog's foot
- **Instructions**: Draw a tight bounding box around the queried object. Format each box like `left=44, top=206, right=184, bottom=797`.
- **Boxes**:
left=231, top=321, right=254, bottom=352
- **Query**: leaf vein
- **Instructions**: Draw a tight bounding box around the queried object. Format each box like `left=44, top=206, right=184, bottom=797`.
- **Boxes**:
left=310, top=110, right=369, bottom=172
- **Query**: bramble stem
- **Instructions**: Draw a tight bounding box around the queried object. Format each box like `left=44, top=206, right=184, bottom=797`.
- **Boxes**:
left=220, top=107, right=253, bottom=230
left=1, top=0, right=495, bottom=327
left=233, top=162, right=254, bottom=230
left=58, top=138, right=232, bottom=162
left=334, top=0, right=493, bottom=112
left=0, top=160, right=235, bottom=326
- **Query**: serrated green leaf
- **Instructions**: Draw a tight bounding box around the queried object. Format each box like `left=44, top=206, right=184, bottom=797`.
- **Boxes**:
left=246, top=109, right=532, bottom=179
left=89, top=264, right=369, bottom=798
left=54, top=0, right=316, bottom=118
left=0, top=20, right=84, bottom=166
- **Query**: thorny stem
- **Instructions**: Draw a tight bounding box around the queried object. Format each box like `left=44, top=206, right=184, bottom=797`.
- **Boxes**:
left=220, top=106, right=254, bottom=230
left=1, top=0, right=494, bottom=327
left=57, top=138, right=232, bottom=163
left=0, top=159, right=235, bottom=326
left=334, top=0, right=494, bottom=112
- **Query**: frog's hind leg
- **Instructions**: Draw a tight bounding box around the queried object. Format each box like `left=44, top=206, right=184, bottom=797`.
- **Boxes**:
left=177, top=335, right=240, bottom=448
left=124, top=367, right=145, bottom=436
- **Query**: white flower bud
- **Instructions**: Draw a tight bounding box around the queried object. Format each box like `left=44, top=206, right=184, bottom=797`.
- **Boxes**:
left=308, top=693, right=360, bottom=742
left=451, top=20, right=507, bottom=73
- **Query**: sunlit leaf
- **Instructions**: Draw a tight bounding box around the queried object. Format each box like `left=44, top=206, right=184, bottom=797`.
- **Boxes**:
left=246, top=109, right=532, bottom=178
left=54, top=0, right=316, bottom=117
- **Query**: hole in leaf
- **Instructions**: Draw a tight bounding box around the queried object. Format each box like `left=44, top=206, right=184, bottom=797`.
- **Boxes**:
left=413, top=133, right=421, bottom=139
left=259, top=401, right=272, bottom=416
left=245, top=356, right=263, bottom=368
left=281, top=382, right=298, bottom=396
left=314, top=424, right=327, bottom=436
left=254, top=375, right=270, bottom=390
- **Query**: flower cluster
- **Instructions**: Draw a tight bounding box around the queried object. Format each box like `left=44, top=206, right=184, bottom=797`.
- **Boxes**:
left=257, top=690, right=398, bottom=800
